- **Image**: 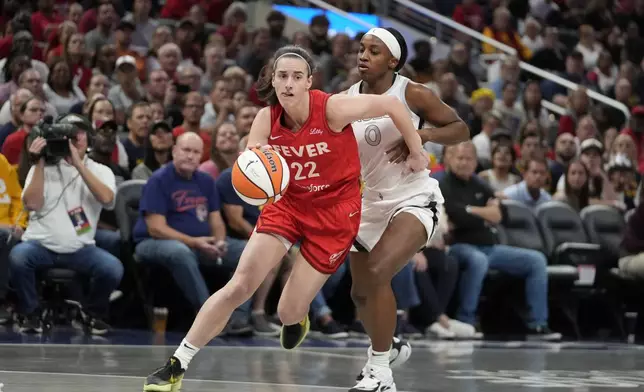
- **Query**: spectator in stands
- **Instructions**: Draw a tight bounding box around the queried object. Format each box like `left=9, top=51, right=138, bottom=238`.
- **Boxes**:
left=216, top=2, right=248, bottom=58
left=70, top=74, right=111, bottom=115
left=440, top=142, right=560, bottom=340
left=122, top=0, right=158, bottom=49
left=46, top=21, right=77, bottom=63
left=109, top=56, right=145, bottom=124
left=156, top=43, right=183, bottom=81
left=201, top=78, right=233, bottom=128
left=606, top=154, right=638, bottom=210
left=411, top=204, right=476, bottom=339
left=0, top=31, right=49, bottom=84
left=575, top=115, right=600, bottom=146
left=472, top=110, right=502, bottom=163
left=549, top=132, right=578, bottom=193
left=309, top=14, right=331, bottom=56
left=408, top=39, right=433, bottom=83
left=468, top=88, right=495, bottom=136
left=235, top=103, right=258, bottom=137
left=44, top=59, right=85, bottom=114
left=605, top=78, right=635, bottom=129
left=146, top=27, right=173, bottom=74
left=84, top=2, right=116, bottom=57
left=522, top=17, right=543, bottom=53
left=199, top=122, right=237, bottom=179
left=610, top=133, right=639, bottom=168
left=553, top=159, right=590, bottom=211
left=114, top=21, right=147, bottom=82
left=603, top=127, right=619, bottom=162
left=621, top=106, right=644, bottom=173
left=2, top=97, right=44, bottom=165
left=266, top=10, right=288, bottom=52
left=132, top=120, right=174, bottom=181
left=122, top=102, right=151, bottom=171
left=144, top=70, right=170, bottom=107
left=529, top=26, right=566, bottom=73
left=587, top=51, right=618, bottom=95
left=89, top=119, right=130, bottom=257
left=93, top=44, right=118, bottom=85
left=618, top=185, right=644, bottom=278
left=0, top=89, right=32, bottom=147
left=452, top=0, right=484, bottom=31
left=558, top=88, right=591, bottom=135
left=483, top=7, right=531, bottom=60
left=516, top=131, right=545, bottom=174
left=200, top=44, right=233, bottom=95
left=86, top=96, right=128, bottom=170
left=479, top=143, right=521, bottom=193
left=173, top=92, right=211, bottom=163
left=489, top=56, right=521, bottom=100
left=0, top=69, right=57, bottom=123
left=0, top=152, right=26, bottom=323
left=518, top=80, right=551, bottom=130
left=575, top=25, right=603, bottom=70
left=177, top=65, right=203, bottom=95
left=67, top=3, right=84, bottom=27
left=63, top=32, right=93, bottom=93
left=317, top=33, right=350, bottom=92
left=11, top=115, right=121, bottom=334
left=503, top=158, right=552, bottom=207
left=0, top=52, right=30, bottom=107
left=439, top=72, right=471, bottom=120
left=494, top=81, right=523, bottom=135
left=447, top=43, right=479, bottom=97
left=541, top=52, right=587, bottom=100
left=31, top=0, right=63, bottom=43
left=175, top=19, right=201, bottom=66
left=134, top=132, right=252, bottom=334
left=149, top=101, right=166, bottom=122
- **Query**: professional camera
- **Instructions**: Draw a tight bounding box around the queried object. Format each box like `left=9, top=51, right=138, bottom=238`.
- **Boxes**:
left=29, top=114, right=92, bottom=164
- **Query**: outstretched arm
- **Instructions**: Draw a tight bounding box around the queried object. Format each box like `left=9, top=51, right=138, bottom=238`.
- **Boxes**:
left=326, top=94, right=425, bottom=158
left=406, top=82, right=470, bottom=145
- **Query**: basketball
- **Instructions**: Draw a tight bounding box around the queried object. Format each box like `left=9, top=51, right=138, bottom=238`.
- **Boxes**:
left=232, top=148, right=290, bottom=206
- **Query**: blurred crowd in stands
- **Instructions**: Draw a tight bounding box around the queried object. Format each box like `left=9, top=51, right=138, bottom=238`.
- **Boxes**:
left=0, top=0, right=642, bottom=343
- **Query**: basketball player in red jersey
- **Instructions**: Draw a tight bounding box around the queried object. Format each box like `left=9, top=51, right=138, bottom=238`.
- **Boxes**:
left=143, top=45, right=429, bottom=392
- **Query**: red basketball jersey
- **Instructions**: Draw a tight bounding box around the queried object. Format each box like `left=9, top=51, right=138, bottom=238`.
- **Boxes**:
left=268, top=90, right=361, bottom=206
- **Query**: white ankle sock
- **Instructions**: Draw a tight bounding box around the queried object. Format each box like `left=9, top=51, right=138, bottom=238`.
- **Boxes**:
left=173, top=339, right=200, bottom=369
left=368, top=349, right=391, bottom=368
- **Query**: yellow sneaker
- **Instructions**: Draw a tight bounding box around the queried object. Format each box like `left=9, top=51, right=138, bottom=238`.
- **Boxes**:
left=280, top=315, right=310, bottom=350
left=143, top=356, right=185, bottom=391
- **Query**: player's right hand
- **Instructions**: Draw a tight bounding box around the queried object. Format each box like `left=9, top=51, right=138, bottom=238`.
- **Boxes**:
left=405, top=150, right=429, bottom=173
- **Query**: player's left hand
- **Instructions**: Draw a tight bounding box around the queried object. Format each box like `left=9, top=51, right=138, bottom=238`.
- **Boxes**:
left=386, top=139, right=409, bottom=164
left=68, top=139, right=83, bottom=168
left=405, top=150, right=429, bottom=173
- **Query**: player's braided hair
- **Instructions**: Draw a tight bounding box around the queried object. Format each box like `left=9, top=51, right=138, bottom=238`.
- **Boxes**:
left=257, top=45, right=317, bottom=106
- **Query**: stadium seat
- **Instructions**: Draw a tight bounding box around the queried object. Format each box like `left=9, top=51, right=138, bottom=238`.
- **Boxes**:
left=580, top=205, right=625, bottom=264
left=113, top=180, right=151, bottom=325
left=39, top=268, right=78, bottom=332
left=535, top=201, right=601, bottom=269
left=499, top=200, right=578, bottom=281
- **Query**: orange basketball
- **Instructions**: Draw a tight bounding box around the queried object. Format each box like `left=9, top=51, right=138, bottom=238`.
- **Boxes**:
left=232, top=148, right=290, bottom=206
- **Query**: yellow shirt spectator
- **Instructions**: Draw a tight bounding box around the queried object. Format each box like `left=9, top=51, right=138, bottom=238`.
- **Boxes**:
left=0, top=154, right=27, bottom=228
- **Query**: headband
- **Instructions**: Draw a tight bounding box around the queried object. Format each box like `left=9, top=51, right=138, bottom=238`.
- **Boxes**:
left=365, top=28, right=402, bottom=60
left=274, top=52, right=312, bottom=74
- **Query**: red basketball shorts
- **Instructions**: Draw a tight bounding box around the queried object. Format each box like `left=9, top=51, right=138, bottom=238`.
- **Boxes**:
left=255, top=197, right=361, bottom=274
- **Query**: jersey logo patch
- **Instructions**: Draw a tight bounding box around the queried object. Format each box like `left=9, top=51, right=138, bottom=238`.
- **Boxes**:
left=310, top=128, right=323, bottom=135
left=364, top=124, right=382, bottom=146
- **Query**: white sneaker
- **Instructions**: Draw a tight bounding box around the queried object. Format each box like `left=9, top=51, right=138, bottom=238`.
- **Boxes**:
left=427, top=322, right=455, bottom=339
left=349, top=365, right=397, bottom=392
left=357, top=337, right=411, bottom=381
left=449, top=320, right=483, bottom=339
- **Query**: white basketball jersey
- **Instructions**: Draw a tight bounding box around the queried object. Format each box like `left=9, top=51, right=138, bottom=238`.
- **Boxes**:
left=348, top=75, right=444, bottom=203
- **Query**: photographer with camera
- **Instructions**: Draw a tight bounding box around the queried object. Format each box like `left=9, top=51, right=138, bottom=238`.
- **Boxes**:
left=8, top=114, right=123, bottom=334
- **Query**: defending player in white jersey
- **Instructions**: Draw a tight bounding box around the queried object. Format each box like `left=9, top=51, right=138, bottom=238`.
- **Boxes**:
left=344, top=27, right=470, bottom=392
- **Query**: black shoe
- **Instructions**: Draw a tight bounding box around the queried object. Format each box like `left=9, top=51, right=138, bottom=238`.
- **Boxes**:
left=73, top=310, right=110, bottom=335
left=19, top=312, right=42, bottom=334
left=143, top=356, right=185, bottom=392
left=315, top=319, right=349, bottom=339
left=280, top=315, right=310, bottom=350
left=526, top=326, right=562, bottom=341
left=224, top=314, right=254, bottom=337
left=395, top=317, right=423, bottom=339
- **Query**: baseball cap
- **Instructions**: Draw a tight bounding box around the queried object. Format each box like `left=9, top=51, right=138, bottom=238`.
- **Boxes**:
left=116, top=55, right=137, bottom=69
left=95, top=119, right=118, bottom=133
left=606, top=153, right=634, bottom=172
left=151, top=120, right=172, bottom=134
left=579, top=138, right=604, bottom=154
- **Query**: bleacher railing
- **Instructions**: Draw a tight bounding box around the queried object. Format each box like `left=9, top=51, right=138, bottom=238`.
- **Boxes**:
left=388, top=0, right=631, bottom=121
left=281, top=0, right=570, bottom=119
